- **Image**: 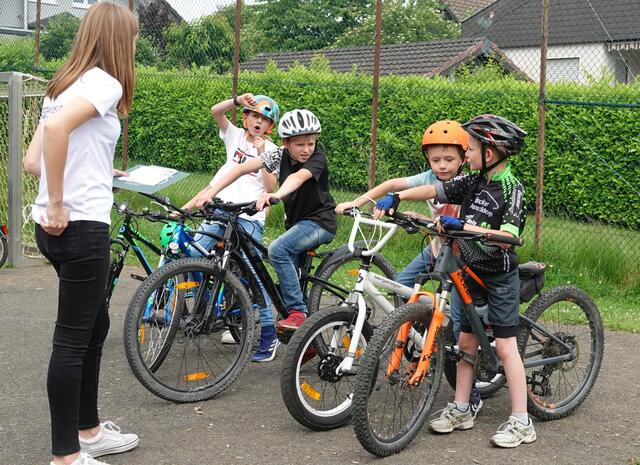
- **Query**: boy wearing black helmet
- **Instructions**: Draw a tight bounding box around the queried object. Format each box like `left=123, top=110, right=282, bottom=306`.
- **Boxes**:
left=377, top=114, right=535, bottom=448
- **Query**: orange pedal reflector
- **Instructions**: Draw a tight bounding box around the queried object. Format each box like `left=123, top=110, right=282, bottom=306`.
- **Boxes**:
left=176, top=281, right=199, bottom=290
left=184, top=371, right=210, bottom=382
left=301, top=382, right=321, bottom=401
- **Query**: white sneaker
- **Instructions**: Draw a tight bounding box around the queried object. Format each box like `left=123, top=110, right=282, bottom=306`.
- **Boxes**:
left=429, top=402, right=478, bottom=433
left=220, top=329, right=237, bottom=344
left=490, top=416, right=537, bottom=448
left=79, top=421, right=139, bottom=458
left=50, top=452, right=110, bottom=465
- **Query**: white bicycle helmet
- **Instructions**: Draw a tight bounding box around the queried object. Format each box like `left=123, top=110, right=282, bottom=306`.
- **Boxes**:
left=278, top=109, right=321, bottom=138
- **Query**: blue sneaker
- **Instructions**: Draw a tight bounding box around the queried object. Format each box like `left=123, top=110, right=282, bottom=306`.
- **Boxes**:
left=252, top=326, right=281, bottom=362
left=470, top=382, right=483, bottom=415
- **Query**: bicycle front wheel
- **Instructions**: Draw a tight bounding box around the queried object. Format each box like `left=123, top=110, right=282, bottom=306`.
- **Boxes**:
left=123, top=257, right=255, bottom=403
left=518, top=285, right=604, bottom=420
left=352, top=303, right=444, bottom=457
left=280, top=305, right=373, bottom=430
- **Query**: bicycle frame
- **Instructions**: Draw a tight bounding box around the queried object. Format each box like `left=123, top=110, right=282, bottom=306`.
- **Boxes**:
left=391, top=229, right=577, bottom=387
left=328, top=211, right=432, bottom=373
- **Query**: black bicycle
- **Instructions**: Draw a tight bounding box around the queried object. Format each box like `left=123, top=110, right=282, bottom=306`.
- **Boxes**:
left=0, top=222, right=8, bottom=268
left=122, top=198, right=398, bottom=403
left=352, top=213, right=604, bottom=457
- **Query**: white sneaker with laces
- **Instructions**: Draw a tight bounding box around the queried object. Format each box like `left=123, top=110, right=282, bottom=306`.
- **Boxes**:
left=50, top=452, right=110, bottom=465
left=220, top=329, right=237, bottom=344
left=429, top=402, right=478, bottom=433
left=490, top=416, right=537, bottom=448
left=79, top=421, right=139, bottom=458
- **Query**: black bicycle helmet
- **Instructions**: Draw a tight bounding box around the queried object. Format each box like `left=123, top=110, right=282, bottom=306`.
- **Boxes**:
left=462, top=114, right=526, bottom=157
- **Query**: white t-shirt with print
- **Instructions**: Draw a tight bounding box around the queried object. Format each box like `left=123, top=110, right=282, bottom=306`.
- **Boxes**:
left=32, top=67, right=122, bottom=225
left=210, top=123, right=277, bottom=225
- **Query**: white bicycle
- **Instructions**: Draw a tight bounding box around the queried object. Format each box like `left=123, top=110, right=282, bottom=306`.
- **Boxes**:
left=279, top=208, right=433, bottom=430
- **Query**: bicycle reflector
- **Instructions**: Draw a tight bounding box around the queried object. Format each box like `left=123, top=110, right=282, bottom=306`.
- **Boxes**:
left=301, top=382, right=321, bottom=401
left=185, top=372, right=211, bottom=382
left=0, top=224, right=7, bottom=235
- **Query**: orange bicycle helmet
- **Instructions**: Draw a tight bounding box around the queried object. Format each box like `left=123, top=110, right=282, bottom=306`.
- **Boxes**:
left=422, top=120, right=469, bottom=156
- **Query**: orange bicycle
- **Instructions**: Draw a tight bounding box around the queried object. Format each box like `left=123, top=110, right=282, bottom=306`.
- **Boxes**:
left=352, top=213, right=604, bottom=457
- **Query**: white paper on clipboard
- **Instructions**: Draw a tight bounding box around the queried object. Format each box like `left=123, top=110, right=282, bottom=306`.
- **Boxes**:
left=124, top=165, right=177, bottom=186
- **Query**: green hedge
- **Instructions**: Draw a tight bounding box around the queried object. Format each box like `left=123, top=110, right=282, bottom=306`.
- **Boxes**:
left=125, top=65, right=640, bottom=228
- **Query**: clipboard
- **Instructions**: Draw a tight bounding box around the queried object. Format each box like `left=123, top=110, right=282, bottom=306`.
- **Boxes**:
left=113, top=164, right=190, bottom=194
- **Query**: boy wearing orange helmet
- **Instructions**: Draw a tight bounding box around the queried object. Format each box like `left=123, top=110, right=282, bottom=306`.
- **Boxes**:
left=335, top=119, right=483, bottom=410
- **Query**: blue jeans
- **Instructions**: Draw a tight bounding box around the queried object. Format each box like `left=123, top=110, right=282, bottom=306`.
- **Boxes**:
left=396, top=245, right=463, bottom=341
left=268, top=220, right=335, bottom=313
left=193, top=218, right=274, bottom=328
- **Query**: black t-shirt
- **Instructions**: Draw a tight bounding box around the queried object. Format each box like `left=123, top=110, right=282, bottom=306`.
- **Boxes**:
left=262, top=147, right=337, bottom=233
left=434, top=164, right=525, bottom=273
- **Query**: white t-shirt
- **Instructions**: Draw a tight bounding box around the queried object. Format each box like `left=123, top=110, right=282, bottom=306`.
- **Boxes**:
left=210, top=123, right=277, bottom=225
left=32, top=67, right=122, bottom=225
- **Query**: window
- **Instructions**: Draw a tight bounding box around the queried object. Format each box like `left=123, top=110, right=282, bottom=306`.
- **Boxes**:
left=72, top=0, right=99, bottom=9
left=615, top=58, right=630, bottom=84
left=547, top=58, right=580, bottom=83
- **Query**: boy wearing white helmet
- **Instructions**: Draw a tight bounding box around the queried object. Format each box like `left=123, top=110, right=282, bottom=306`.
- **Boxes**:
left=183, top=93, right=281, bottom=363
left=204, top=109, right=337, bottom=339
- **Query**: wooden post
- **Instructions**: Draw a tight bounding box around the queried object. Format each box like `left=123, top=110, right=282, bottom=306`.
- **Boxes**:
left=369, top=0, right=383, bottom=190
left=535, top=0, right=550, bottom=252
left=33, top=0, right=41, bottom=68
left=231, top=0, right=242, bottom=123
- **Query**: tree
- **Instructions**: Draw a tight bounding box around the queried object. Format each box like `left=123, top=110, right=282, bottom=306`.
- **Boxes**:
left=215, top=1, right=266, bottom=58
left=253, top=0, right=373, bottom=52
left=164, top=15, right=237, bottom=72
left=137, top=0, right=177, bottom=56
left=40, top=13, right=80, bottom=60
left=333, top=0, right=459, bottom=47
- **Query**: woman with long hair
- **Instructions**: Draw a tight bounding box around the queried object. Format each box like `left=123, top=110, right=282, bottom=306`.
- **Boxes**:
left=24, top=3, right=140, bottom=464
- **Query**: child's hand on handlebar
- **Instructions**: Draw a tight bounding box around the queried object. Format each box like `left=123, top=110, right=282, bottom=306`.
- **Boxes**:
left=435, top=215, right=465, bottom=232
left=256, top=193, right=279, bottom=211
left=335, top=201, right=356, bottom=214
left=374, top=193, right=400, bottom=219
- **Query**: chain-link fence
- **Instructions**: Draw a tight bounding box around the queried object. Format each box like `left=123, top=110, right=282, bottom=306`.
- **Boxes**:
left=1, top=0, right=639, bottom=299
left=0, top=73, right=45, bottom=263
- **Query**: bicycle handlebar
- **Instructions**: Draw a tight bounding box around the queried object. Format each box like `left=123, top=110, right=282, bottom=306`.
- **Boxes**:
left=390, top=211, right=523, bottom=246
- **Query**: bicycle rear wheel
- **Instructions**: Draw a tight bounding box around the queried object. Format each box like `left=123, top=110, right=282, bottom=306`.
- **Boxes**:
left=307, top=253, right=401, bottom=324
left=123, top=257, right=255, bottom=403
left=518, top=285, right=604, bottom=420
left=280, top=305, right=373, bottom=430
left=352, top=303, right=444, bottom=457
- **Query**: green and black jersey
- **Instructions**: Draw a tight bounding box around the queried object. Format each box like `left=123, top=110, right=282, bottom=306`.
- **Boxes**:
left=435, top=164, right=525, bottom=273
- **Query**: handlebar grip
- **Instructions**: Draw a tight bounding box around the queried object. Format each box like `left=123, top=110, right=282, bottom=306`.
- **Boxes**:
left=483, top=232, right=523, bottom=246
left=269, top=197, right=280, bottom=206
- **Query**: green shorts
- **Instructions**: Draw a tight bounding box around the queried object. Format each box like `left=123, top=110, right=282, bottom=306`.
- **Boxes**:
left=459, top=267, right=520, bottom=338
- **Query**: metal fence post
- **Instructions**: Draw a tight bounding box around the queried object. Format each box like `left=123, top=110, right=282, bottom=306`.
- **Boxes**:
left=535, top=0, right=550, bottom=253
left=7, top=72, right=23, bottom=266
left=368, top=0, right=383, bottom=190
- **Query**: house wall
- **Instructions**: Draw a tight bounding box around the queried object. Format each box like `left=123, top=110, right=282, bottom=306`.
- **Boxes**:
left=1, top=0, right=127, bottom=33
left=503, top=43, right=621, bottom=84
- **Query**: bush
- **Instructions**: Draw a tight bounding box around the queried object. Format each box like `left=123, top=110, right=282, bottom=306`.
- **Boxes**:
left=40, top=13, right=80, bottom=60
left=0, top=37, right=35, bottom=73
left=127, top=66, right=640, bottom=229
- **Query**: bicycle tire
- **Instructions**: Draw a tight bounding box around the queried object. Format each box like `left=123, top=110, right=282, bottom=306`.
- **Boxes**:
left=352, top=302, right=444, bottom=457
left=307, top=253, right=401, bottom=321
left=518, top=285, right=604, bottom=420
left=123, top=257, right=255, bottom=403
left=442, top=319, right=507, bottom=398
left=0, top=233, right=8, bottom=268
left=280, top=305, right=374, bottom=431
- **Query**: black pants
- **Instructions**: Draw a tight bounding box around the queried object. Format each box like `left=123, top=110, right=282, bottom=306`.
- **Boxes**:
left=36, top=221, right=110, bottom=456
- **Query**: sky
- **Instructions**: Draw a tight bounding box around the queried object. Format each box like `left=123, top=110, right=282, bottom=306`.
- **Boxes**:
left=166, top=0, right=254, bottom=22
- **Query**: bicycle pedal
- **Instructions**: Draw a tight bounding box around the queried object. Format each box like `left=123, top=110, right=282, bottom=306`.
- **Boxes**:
left=130, top=273, right=146, bottom=281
